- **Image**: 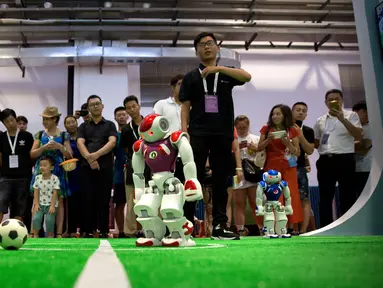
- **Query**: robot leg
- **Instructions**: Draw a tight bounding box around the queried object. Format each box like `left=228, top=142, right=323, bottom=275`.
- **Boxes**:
left=275, top=203, right=291, bottom=238
left=263, top=203, right=278, bottom=239
left=161, top=178, right=195, bottom=247
left=134, top=181, right=166, bottom=247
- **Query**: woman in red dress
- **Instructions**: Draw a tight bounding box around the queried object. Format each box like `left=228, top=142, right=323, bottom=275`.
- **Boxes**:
left=257, top=104, right=303, bottom=229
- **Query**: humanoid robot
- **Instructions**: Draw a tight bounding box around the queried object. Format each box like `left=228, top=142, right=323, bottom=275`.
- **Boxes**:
left=132, top=114, right=203, bottom=247
left=256, top=170, right=293, bottom=238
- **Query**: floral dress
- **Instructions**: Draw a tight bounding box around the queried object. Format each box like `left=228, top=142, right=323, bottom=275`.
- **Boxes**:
left=30, top=130, right=71, bottom=197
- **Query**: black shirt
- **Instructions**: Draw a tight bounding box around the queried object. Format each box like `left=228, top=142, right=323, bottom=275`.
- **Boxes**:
left=0, top=130, right=34, bottom=178
left=178, top=64, right=245, bottom=137
left=77, top=117, right=118, bottom=169
left=120, top=117, right=151, bottom=185
left=297, top=125, right=315, bottom=167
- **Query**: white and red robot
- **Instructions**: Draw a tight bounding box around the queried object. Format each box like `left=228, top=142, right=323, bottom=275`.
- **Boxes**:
left=256, top=170, right=293, bottom=238
left=132, top=114, right=203, bottom=247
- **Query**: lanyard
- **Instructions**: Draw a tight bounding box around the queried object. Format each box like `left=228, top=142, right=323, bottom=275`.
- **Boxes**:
left=130, top=121, right=139, bottom=140
left=324, top=115, right=338, bottom=133
left=199, top=69, right=219, bottom=95
left=6, top=129, right=20, bottom=155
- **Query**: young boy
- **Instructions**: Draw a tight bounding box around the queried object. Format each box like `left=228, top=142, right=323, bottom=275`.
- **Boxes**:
left=16, top=116, right=28, bottom=132
left=32, top=156, right=59, bottom=238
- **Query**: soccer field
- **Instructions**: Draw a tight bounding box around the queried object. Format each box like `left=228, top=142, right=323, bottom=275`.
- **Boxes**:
left=1, top=236, right=383, bottom=288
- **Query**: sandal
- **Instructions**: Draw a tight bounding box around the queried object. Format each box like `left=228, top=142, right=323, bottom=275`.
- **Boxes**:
left=56, top=234, right=62, bottom=238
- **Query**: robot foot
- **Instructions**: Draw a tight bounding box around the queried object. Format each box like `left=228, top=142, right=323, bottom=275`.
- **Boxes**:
left=279, top=234, right=292, bottom=238
left=263, top=234, right=279, bottom=239
left=161, top=237, right=196, bottom=247
left=136, top=237, right=161, bottom=247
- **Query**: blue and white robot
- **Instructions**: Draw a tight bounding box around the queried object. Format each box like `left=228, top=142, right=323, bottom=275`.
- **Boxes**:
left=256, top=170, right=293, bottom=238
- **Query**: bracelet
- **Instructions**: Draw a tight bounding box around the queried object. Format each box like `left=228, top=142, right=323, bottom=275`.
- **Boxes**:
left=235, top=167, right=243, bottom=171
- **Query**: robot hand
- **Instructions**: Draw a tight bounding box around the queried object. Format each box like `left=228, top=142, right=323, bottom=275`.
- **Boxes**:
left=285, top=205, right=293, bottom=215
left=256, top=205, right=265, bottom=216
left=184, top=179, right=203, bottom=202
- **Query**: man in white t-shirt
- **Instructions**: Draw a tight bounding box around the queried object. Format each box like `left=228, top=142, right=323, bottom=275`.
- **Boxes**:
left=152, top=75, right=196, bottom=230
left=313, top=89, right=363, bottom=228
left=352, top=101, right=372, bottom=199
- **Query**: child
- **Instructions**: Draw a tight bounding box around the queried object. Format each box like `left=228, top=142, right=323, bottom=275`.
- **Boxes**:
left=32, top=156, right=60, bottom=238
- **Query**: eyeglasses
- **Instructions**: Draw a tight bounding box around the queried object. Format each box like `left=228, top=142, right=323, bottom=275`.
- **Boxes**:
left=197, top=40, right=216, bottom=48
left=89, top=102, right=102, bottom=108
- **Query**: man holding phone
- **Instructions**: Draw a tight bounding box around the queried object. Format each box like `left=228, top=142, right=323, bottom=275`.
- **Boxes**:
left=292, top=102, right=315, bottom=234
left=313, top=89, right=363, bottom=228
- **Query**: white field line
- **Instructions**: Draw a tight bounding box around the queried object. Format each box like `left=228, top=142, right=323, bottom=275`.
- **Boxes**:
left=74, top=240, right=131, bottom=288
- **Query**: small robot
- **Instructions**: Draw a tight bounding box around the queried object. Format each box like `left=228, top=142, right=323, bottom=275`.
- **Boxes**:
left=256, top=170, right=293, bottom=238
left=132, top=114, right=203, bottom=247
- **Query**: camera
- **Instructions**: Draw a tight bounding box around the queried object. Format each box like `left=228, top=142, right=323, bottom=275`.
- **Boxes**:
left=77, top=110, right=89, bottom=117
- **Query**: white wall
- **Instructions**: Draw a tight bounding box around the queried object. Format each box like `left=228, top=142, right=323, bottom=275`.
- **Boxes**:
left=0, top=66, right=68, bottom=135
left=233, top=49, right=361, bottom=186
left=74, top=65, right=141, bottom=125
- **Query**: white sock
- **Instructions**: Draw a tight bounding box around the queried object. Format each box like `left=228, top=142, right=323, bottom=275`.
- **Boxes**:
left=236, top=225, right=244, bottom=231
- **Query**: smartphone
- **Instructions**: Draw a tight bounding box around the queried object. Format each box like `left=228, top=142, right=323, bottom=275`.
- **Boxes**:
left=330, top=100, right=339, bottom=110
left=295, top=120, right=303, bottom=128
left=77, top=110, right=89, bottom=117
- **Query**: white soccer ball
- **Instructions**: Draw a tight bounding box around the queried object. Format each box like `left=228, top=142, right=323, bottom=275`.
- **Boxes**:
left=0, top=219, right=28, bottom=250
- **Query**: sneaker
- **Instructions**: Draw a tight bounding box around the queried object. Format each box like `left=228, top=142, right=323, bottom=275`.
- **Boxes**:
left=211, top=224, right=240, bottom=240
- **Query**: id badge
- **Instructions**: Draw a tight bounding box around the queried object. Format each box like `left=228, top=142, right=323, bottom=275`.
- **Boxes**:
left=322, top=133, right=330, bottom=145
left=284, top=151, right=297, bottom=168
left=9, top=155, right=19, bottom=169
left=205, top=94, right=219, bottom=113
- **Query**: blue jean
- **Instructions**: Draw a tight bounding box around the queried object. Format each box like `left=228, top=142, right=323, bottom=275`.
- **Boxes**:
left=297, top=166, right=309, bottom=200
left=33, top=205, right=56, bottom=233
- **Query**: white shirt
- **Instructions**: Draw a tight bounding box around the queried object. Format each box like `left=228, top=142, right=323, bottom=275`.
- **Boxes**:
left=33, top=174, right=60, bottom=207
left=314, top=110, right=362, bottom=155
left=153, top=97, right=181, bottom=134
left=238, top=133, right=260, bottom=161
left=355, top=123, right=372, bottom=172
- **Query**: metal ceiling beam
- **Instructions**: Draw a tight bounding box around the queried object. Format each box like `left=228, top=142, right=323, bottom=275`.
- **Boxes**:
left=314, top=34, right=332, bottom=51
left=13, top=57, right=25, bottom=77
left=20, top=32, right=27, bottom=47
left=0, top=25, right=356, bottom=35
left=0, top=7, right=354, bottom=16
left=245, top=32, right=258, bottom=50
left=172, top=32, right=180, bottom=47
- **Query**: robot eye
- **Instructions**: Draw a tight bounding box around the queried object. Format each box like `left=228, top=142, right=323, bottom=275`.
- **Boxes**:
left=159, top=118, right=169, bottom=132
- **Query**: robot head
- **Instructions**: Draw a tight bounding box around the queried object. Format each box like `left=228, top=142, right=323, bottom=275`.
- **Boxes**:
left=262, top=169, right=281, bottom=184
left=138, top=113, right=170, bottom=143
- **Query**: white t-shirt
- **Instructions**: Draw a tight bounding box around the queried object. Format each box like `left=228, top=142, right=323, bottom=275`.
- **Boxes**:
left=33, top=174, right=60, bottom=207
left=355, top=123, right=372, bottom=172
left=238, top=133, right=260, bottom=161
left=313, top=110, right=362, bottom=155
left=153, top=97, right=181, bottom=134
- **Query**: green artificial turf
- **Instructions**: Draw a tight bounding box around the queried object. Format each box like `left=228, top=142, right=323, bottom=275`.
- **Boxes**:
left=111, top=236, right=383, bottom=288
left=1, top=236, right=383, bottom=288
left=0, top=238, right=99, bottom=288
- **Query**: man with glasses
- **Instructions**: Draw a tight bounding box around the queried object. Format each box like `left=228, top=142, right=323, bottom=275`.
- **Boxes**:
left=77, top=95, right=117, bottom=238
left=179, top=32, right=251, bottom=240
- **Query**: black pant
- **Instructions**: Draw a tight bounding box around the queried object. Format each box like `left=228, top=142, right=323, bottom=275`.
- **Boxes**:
left=316, top=153, right=357, bottom=228
left=67, top=191, right=81, bottom=234
left=190, top=135, right=233, bottom=227
left=174, top=157, right=196, bottom=225
left=354, top=171, right=370, bottom=199
left=81, top=166, right=113, bottom=234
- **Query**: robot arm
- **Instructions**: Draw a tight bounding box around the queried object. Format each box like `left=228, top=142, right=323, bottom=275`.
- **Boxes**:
left=256, top=181, right=266, bottom=216
left=132, top=139, right=146, bottom=203
left=170, top=131, right=203, bottom=202
left=280, top=180, right=293, bottom=215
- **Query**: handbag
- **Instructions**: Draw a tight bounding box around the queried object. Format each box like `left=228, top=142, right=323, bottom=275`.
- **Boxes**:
left=242, top=158, right=263, bottom=183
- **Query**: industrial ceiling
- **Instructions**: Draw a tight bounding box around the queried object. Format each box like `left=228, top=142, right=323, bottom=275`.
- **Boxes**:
left=0, top=0, right=358, bottom=51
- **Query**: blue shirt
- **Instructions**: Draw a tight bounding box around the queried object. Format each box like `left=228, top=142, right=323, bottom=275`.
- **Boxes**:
left=114, top=132, right=126, bottom=184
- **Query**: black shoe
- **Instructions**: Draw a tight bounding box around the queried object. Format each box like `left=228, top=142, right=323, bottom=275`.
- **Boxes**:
left=82, top=233, right=93, bottom=238
left=118, top=232, right=128, bottom=238
left=99, top=233, right=109, bottom=239
left=136, top=231, right=145, bottom=238
left=211, top=224, right=240, bottom=240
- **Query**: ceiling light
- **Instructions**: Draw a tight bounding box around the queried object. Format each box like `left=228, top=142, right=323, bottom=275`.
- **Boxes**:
left=44, top=2, right=53, bottom=8
left=104, top=2, right=112, bottom=8
left=143, top=3, right=151, bottom=9
left=0, top=4, right=9, bottom=8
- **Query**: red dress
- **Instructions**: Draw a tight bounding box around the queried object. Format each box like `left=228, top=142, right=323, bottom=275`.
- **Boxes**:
left=259, top=125, right=303, bottom=224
